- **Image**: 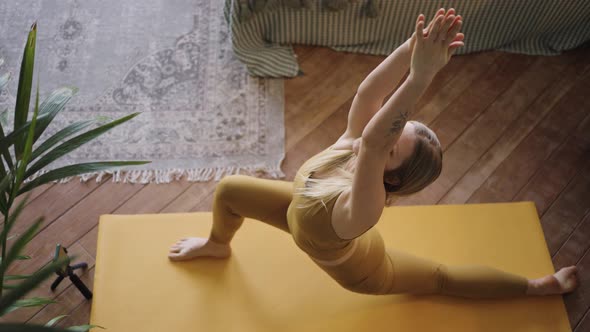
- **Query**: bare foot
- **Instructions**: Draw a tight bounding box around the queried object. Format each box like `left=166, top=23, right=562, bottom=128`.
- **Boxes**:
left=527, top=266, right=579, bottom=295
left=168, top=237, right=231, bottom=261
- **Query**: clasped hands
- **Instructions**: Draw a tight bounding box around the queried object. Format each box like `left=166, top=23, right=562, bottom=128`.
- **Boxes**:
left=409, top=8, right=465, bottom=83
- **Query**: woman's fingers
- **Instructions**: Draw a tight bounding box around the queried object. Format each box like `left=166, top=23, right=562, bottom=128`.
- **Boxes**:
left=416, top=16, right=425, bottom=40
left=440, top=15, right=456, bottom=41
left=424, top=18, right=435, bottom=37
left=447, top=41, right=465, bottom=57
left=430, top=8, right=445, bottom=24
left=452, top=33, right=465, bottom=43
left=447, top=19, right=463, bottom=43
left=450, top=15, right=462, bottom=28
left=431, top=15, right=445, bottom=41
left=428, top=8, right=445, bottom=35
left=415, top=13, right=424, bottom=28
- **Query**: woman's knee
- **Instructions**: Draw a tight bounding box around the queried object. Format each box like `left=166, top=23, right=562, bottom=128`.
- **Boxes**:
left=215, top=175, right=249, bottom=201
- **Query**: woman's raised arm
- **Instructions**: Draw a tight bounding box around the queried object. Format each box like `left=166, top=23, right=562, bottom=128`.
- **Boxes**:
left=332, top=12, right=464, bottom=239
left=341, top=9, right=452, bottom=141
left=362, top=12, right=463, bottom=150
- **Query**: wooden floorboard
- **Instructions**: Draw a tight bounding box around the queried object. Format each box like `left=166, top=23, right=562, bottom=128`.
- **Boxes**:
left=284, top=47, right=380, bottom=151
left=10, top=179, right=105, bottom=242
left=575, top=308, right=590, bottom=332
left=439, top=50, right=590, bottom=205
left=466, top=67, right=590, bottom=206
left=412, top=51, right=500, bottom=125
left=554, top=213, right=590, bottom=269
left=564, top=248, right=590, bottom=330
left=514, top=111, right=590, bottom=216
left=13, top=183, right=54, bottom=209
left=541, top=157, right=590, bottom=256
left=397, top=53, right=538, bottom=205
left=6, top=45, right=589, bottom=328
left=552, top=193, right=590, bottom=330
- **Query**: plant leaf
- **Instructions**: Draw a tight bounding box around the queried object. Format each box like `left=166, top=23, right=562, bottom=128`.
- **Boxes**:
left=0, top=323, right=71, bottom=332
left=19, top=160, right=149, bottom=194
left=0, top=171, right=11, bottom=210
left=0, top=174, right=11, bottom=203
left=4, top=274, right=32, bottom=280
left=0, top=256, right=68, bottom=316
left=31, top=119, right=95, bottom=162
left=0, top=123, right=15, bottom=171
left=45, top=315, right=68, bottom=327
left=0, top=217, right=42, bottom=279
left=0, top=193, right=29, bottom=257
left=13, top=76, right=40, bottom=196
left=25, top=112, right=141, bottom=178
left=33, top=87, right=78, bottom=144
left=13, top=22, right=37, bottom=160
left=3, top=297, right=56, bottom=314
left=0, top=110, right=53, bottom=170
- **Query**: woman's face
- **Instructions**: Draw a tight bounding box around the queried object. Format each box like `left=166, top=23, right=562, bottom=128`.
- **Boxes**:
left=352, top=122, right=417, bottom=172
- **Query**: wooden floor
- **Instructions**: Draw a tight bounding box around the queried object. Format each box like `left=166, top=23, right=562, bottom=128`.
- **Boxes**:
left=3, top=44, right=590, bottom=330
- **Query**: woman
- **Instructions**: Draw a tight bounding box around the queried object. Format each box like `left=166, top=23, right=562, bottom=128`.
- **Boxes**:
left=169, top=8, right=578, bottom=298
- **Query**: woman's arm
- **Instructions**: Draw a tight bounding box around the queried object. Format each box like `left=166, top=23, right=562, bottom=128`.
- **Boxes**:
left=362, top=13, right=463, bottom=150
left=340, top=40, right=413, bottom=141
left=341, top=9, right=451, bottom=141
left=333, top=11, right=464, bottom=239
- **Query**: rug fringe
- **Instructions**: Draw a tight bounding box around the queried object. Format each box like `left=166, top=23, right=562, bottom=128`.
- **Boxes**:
left=24, top=166, right=286, bottom=185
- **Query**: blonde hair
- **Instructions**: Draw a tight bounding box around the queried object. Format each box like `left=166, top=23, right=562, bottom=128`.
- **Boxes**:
left=295, top=121, right=443, bottom=215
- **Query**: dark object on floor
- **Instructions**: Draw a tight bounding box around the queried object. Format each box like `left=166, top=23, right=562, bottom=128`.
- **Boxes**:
left=50, top=244, right=93, bottom=300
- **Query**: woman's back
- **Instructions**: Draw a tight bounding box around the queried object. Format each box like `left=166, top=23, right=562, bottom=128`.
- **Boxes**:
left=287, top=145, right=355, bottom=262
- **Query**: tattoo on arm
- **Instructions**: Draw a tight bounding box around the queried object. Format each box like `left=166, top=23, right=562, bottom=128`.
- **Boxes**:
left=386, top=111, right=409, bottom=138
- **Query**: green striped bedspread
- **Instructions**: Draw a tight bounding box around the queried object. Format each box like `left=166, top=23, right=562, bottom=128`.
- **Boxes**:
left=224, top=0, right=590, bottom=77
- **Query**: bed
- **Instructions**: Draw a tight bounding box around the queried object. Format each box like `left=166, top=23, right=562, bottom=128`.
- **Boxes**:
left=224, top=0, right=590, bottom=77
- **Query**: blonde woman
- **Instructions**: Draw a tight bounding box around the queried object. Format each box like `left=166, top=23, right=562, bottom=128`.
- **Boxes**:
left=169, top=8, right=578, bottom=297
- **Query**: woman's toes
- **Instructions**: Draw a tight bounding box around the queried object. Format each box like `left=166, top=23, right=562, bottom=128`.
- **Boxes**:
left=168, top=252, right=185, bottom=261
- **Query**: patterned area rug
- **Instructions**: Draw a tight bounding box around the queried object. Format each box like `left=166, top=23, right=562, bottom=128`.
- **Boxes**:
left=0, top=0, right=285, bottom=183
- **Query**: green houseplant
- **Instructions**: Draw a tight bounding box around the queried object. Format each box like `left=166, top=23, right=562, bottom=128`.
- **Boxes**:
left=0, top=22, right=150, bottom=331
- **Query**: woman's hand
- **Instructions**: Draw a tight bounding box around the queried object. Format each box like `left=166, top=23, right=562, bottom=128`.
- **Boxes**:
left=408, top=8, right=452, bottom=54
left=410, top=9, right=464, bottom=83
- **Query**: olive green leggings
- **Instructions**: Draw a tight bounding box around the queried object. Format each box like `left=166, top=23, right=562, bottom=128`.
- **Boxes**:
left=210, top=175, right=529, bottom=298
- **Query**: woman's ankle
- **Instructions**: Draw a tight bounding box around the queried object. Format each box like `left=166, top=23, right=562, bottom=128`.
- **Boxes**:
left=208, top=238, right=230, bottom=247
left=526, top=279, right=543, bottom=296
left=526, top=275, right=563, bottom=296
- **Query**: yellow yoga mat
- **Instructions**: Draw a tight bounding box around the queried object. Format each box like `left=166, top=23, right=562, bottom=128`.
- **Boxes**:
left=90, top=202, right=571, bottom=332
